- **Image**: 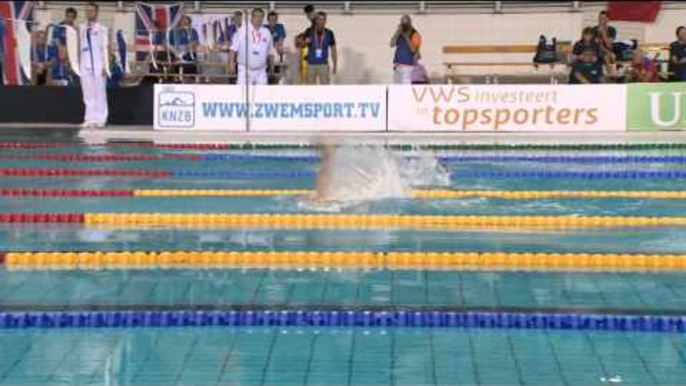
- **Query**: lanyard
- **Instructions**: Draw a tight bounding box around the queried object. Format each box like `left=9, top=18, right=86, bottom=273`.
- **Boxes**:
left=313, top=29, right=325, bottom=50
left=251, top=28, right=261, bottom=45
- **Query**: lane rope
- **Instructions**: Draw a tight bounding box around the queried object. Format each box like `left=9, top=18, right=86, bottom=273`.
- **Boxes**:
left=5, top=251, right=686, bottom=272
left=1, top=213, right=684, bottom=228
left=4, top=168, right=686, bottom=180
left=0, top=310, right=683, bottom=332
left=4, top=142, right=686, bottom=151
left=9, top=153, right=686, bottom=164
left=2, top=188, right=686, bottom=200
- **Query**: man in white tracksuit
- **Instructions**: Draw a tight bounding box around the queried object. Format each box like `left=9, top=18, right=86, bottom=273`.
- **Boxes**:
left=228, top=8, right=275, bottom=85
left=80, top=2, right=110, bottom=128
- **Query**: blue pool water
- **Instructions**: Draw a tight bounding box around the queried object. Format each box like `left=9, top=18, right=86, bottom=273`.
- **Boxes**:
left=1, top=130, right=686, bottom=385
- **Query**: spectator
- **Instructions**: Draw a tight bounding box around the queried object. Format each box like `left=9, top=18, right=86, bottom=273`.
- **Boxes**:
left=31, top=30, right=50, bottom=85
left=572, top=27, right=601, bottom=64
left=594, top=11, right=617, bottom=73
left=295, top=4, right=317, bottom=84
left=390, top=15, right=421, bottom=84
left=170, top=15, right=199, bottom=83
left=265, top=11, right=286, bottom=84
left=626, top=49, right=659, bottom=83
left=569, top=48, right=602, bottom=84
left=670, top=26, right=686, bottom=82
left=79, top=2, right=112, bottom=128
left=228, top=8, right=275, bottom=85
left=228, top=11, right=243, bottom=44
left=266, top=11, right=286, bottom=59
left=107, top=53, right=124, bottom=89
left=304, top=11, right=337, bottom=85
left=49, top=7, right=78, bottom=86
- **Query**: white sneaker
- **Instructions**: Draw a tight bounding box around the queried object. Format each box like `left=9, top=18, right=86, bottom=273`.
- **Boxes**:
left=79, top=122, right=94, bottom=129
left=93, top=122, right=107, bottom=129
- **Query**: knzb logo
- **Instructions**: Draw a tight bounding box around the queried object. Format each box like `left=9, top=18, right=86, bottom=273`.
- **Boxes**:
left=159, top=91, right=195, bottom=128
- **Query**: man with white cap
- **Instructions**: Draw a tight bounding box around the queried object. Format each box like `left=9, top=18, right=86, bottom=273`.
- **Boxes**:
left=80, top=2, right=112, bottom=128
left=228, top=8, right=275, bottom=85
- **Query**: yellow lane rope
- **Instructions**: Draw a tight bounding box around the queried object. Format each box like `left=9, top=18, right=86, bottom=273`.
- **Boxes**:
left=83, top=213, right=686, bottom=229
left=6, top=251, right=686, bottom=271
left=132, top=189, right=686, bottom=200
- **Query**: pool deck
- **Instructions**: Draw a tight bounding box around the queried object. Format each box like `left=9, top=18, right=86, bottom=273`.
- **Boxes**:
left=3, top=123, right=686, bottom=145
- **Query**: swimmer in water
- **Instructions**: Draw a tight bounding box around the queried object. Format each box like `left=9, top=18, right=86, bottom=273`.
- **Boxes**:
left=309, top=143, right=337, bottom=203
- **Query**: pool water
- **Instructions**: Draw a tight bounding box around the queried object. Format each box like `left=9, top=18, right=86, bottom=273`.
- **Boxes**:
left=1, top=130, right=686, bottom=386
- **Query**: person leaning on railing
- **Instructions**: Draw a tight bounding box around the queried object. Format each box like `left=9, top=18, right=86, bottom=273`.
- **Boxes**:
left=390, top=15, right=421, bottom=85
left=31, top=30, right=50, bottom=85
left=169, top=15, right=199, bottom=83
left=670, top=26, right=686, bottom=82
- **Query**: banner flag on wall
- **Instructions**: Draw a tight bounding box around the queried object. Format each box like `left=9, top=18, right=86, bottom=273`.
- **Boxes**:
left=0, top=1, right=34, bottom=85
left=135, top=2, right=183, bottom=62
left=607, top=1, right=662, bottom=23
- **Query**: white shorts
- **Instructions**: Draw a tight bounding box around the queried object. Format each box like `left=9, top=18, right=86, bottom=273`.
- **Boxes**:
left=237, top=66, right=267, bottom=85
left=393, top=65, right=414, bottom=84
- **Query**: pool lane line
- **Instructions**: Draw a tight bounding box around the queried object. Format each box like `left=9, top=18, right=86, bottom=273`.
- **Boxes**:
left=2, top=213, right=686, bottom=229
left=0, top=309, right=684, bottom=333
left=4, top=168, right=686, bottom=179
left=5, top=251, right=686, bottom=272
left=4, top=189, right=686, bottom=200
left=10, top=153, right=686, bottom=164
left=1, top=304, right=685, bottom=318
left=5, top=141, right=686, bottom=151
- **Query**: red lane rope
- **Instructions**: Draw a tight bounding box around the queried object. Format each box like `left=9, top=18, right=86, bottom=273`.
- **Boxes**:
left=0, top=252, right=5, bottom=265
left=0, top=169, right=172, bottom=178
left=0, top=189, right=134, bottom=197
left=2, top=154, right=204, bottom=162
left=0, top=142, right=236, bottom=150
left=0, top=213, right=85, bottom=223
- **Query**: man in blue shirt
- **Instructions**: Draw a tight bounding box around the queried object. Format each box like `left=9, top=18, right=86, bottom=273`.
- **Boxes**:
left=170, top=15, right=199, bottom=82
left=305, top=11, right=337, bottom=85
left=594, top=11, right=617, bottom=73
left=670, top=26, right=686, bottom=81
left=266, top=11, right=286, bottom=59
left=569, top=48, right=602, bottom=84
left=49, top=7, right=78, bottom=85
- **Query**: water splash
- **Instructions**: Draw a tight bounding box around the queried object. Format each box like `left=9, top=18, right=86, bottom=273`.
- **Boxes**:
left=300, top=145, right=450, bottom=211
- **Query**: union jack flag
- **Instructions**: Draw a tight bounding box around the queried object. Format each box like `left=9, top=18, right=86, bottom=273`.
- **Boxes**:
left=0, top=1, right=34, bottom=85
left=135, top=2, right=183, bottom=61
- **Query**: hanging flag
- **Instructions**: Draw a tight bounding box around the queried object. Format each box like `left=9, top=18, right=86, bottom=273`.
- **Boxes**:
left=0, top=1, right=34, bottom=85
left=116, top=29, right=128, bottom=73
left=135, top=2, right=183, bottom=62
left=607, top=1, right=663, bottom=23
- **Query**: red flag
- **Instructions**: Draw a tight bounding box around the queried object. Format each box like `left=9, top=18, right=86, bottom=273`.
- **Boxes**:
left=607, top=1, right=662, bottom=23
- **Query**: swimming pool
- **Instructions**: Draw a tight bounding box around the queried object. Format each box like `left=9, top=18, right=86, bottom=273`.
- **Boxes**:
left=1, top=129, right=686, bottom=386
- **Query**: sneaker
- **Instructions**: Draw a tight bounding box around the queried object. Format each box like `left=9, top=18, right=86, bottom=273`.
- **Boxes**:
left=93, top=122, right=107, bottom=129
left=79, top=122, right=94, bottom=129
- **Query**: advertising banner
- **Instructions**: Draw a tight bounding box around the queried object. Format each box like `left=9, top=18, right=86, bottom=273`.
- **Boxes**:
left=387, top=85, right=627, bottom=132
left=154, top=84, right=387, bottom=131
left=627, top=83, right=686, bottom=131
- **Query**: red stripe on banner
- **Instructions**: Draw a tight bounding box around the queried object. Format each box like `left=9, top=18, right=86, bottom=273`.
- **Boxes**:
left=607, top=1, right=663, bottom=23
left=0, top=2, right=19, bottom=85
left=0, top=169, right=173, bottom=178
left=155, top=6, right=168, bottom=29
left=0, top=213, right=85, bottom=224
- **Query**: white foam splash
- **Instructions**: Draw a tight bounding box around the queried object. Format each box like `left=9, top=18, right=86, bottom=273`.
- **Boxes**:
left=301, top=145, right=450, bottom=211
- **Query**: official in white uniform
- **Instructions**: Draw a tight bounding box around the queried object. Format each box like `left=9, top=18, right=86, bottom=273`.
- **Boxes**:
left=80, top=2, right=110, bottom=128
left=228, top=8, right=275, bottom=85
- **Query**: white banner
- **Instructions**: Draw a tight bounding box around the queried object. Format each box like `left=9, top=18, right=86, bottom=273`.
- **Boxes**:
left=388, top=85, right=627, bottom=132
left=154, top=84, right=387, bottom=132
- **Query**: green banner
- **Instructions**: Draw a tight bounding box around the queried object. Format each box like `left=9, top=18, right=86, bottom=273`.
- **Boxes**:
left=627, top=83, right=686, bottom=131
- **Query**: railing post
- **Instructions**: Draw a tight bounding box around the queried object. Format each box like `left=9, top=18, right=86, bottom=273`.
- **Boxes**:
left=193, top=1, right=201, bottom=13
left=343, top=2, right=352, bottom=14
left=418, top=1, right=426, bottom=14
left=494, top=1, right=503, bottom=14
left=572, top=1, right=582, bottom=12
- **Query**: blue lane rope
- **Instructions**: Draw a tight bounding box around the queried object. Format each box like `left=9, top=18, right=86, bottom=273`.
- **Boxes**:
left=170, top=170, right=686, bottom=180
left=0, top=310, right=684, bottom=333
left=199, top=155, right=686, bottom=164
